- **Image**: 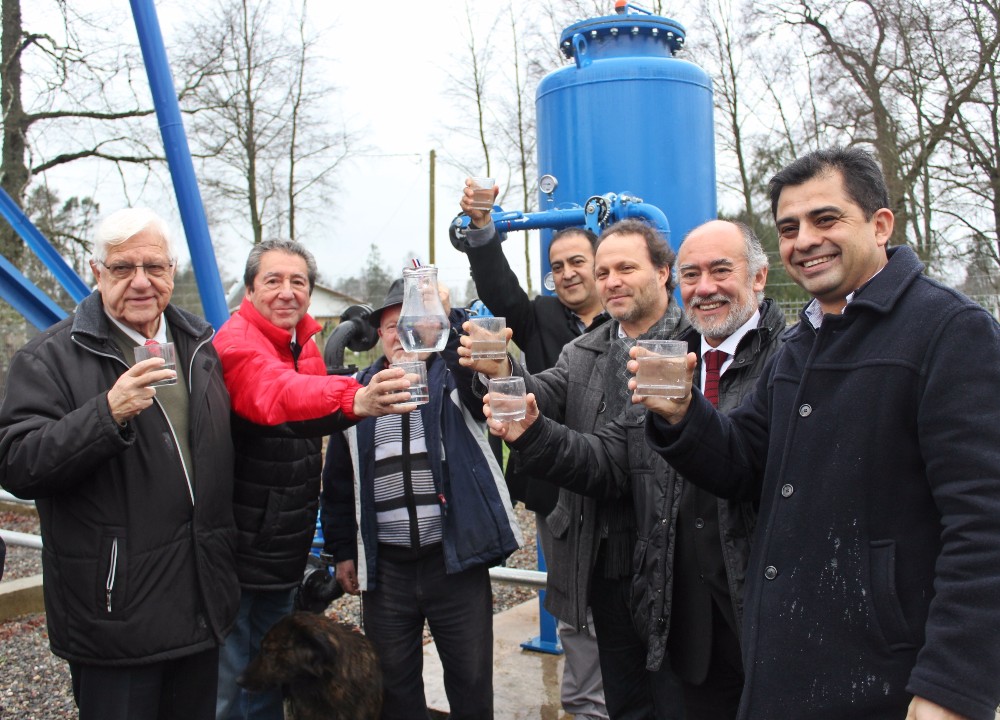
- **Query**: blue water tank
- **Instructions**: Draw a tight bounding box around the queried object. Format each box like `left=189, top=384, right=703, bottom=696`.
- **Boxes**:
left=536, top=10, right=716, bottom=286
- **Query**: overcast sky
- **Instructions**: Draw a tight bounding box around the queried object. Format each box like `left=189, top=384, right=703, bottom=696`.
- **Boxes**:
left=31, top=1, right=713, bottom=303
left=173, top=0, right=539, bottom=300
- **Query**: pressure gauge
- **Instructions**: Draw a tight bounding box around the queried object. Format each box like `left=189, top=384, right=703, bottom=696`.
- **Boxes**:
left=538, top=174, right=558, bottom=195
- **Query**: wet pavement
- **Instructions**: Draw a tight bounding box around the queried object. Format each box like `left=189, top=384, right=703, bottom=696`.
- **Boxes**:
left=424, top=598, right=573, bottom=719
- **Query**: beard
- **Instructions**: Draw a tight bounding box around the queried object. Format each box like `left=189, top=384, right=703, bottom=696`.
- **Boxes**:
left=605, top=280, right=663, bottom=326
left=686, top=291, right=758, bottom=341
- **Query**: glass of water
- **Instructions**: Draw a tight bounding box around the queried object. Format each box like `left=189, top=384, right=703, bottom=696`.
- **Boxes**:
left=487, top=376, right=526, bottom=422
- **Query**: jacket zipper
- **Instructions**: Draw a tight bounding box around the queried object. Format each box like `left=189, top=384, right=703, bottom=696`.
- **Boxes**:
left=105, top=537, right=118, bottom=613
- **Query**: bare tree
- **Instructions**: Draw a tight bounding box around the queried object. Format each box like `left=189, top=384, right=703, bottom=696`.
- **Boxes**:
left=177, top=0, right=355, bottom=246
left=22, top=183, right=99, bottom=304
left=1, top=0, right=160, bottom=264
left=750, top=0, right=1000, bottom=266
left=934, top=0, right=1000, bottom=272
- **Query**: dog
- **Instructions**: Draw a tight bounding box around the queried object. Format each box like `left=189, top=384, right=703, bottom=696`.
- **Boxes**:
left=294, top=553, right=344, bottom=613
left=239, top=612, right=382, bottom=720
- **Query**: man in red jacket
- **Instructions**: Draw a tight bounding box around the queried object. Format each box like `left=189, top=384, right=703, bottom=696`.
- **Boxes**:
left=212, top=239, right=413, bottom=720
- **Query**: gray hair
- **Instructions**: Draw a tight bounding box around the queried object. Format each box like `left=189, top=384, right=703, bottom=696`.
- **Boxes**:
left=243, top=239, right=318, bottom=293
left=92, top=208, right=175, bottom=263
left=734, top=221, right=768, bottom=303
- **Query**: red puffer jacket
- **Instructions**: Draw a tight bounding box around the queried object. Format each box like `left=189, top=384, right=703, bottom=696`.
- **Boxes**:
left=214, top=298, right=362, bottom=588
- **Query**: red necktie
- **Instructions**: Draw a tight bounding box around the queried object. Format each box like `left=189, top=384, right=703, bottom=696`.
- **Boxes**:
left=703, top=350, right=728, bottom=408
left=145, top=339, right=158, bottom=346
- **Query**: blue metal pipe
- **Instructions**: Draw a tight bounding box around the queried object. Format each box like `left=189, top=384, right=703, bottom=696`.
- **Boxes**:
left=0, top=188, right=90, bottom=303
left=129, top=0, right=229, bottom=329
left=0, top=254, right=67, bottom=330
left=451, top=195, right=671, bottom=251
left=618, top=201, right=671, bottom=241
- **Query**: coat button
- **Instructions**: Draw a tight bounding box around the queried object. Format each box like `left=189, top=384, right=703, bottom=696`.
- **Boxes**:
left=781, top=484, right=794, bottom=498
left=764, top=565, right=778, bottom=580
left=694, top=518, right=705, bottom=529
left=798, top=404, right=812, bottom=417
left=598, top=402, right=606, bottom=413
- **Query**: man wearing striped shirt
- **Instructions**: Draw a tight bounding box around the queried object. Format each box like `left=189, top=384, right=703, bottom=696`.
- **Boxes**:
left=321, top=278, right=522, bottom=720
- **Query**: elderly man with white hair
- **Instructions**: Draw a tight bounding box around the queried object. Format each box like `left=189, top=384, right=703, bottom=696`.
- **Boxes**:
left=0, top=207, right=239, bottom=720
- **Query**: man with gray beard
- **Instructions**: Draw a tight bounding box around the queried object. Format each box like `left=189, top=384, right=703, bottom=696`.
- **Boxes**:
left=485, top=219, right=785, bottom=719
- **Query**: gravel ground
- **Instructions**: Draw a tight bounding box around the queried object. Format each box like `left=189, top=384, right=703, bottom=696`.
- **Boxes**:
left=0, top=505, right=539, bottom=719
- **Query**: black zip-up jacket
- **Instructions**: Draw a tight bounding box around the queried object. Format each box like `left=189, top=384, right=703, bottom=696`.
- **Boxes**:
left=0, top=291, right=239, bottom=665
left=465, top=224, right=588, bottom=513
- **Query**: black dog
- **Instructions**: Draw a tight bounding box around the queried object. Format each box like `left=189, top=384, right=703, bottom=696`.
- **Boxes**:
left=294, top=554, right=344, bottom=613
left=239, top=612, right=382, bottom=720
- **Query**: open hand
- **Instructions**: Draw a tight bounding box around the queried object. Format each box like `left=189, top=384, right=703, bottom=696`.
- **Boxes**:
left=458, top=322, right=513, bottom=377
left=628, top=348, right=698, bottom=424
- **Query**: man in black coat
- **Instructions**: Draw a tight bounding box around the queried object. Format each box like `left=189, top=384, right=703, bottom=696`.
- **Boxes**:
left=0, top=208, right=238, bottom=720
left=641, top=148, right=1000, bottom=720
left=457, top=179, right=608, bottom=719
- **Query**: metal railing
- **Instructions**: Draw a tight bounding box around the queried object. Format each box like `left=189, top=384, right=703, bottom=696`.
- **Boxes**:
left=0, top=528, right=41, bottom=550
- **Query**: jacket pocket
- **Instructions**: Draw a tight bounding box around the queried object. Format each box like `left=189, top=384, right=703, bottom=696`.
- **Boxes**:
left=252, top=489, right=282, bottom=549
left=868, top=539, right=916, bottom=650
left=96, top=528, right=128, bottom=620
left=545, top=502, right=571, bottom=540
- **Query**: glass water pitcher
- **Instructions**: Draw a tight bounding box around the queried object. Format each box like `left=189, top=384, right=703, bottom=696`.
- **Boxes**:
left=398, top=265, right=449, bottom=353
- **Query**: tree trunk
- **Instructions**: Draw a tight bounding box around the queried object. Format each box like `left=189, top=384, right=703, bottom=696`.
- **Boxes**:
left=1, top=0, right=28, bottom=264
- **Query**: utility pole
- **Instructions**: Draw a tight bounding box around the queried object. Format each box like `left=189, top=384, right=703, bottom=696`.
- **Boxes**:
left=428, top=149, right=436, bottom=264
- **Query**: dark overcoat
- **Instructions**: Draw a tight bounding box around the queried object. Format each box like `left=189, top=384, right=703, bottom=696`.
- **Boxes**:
left=647, top=246, right=1000, bottom=720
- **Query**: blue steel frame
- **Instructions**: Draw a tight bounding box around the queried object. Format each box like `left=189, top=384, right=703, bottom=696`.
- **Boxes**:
left=0, top=3, right=230, bottom=331
left=130, top=0, right=228, bottom=329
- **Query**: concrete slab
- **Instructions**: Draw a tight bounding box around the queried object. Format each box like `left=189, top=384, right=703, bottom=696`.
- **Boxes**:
left=423, top=599, right=573, bottom=719
left=0, top=574, right=44, bottom=622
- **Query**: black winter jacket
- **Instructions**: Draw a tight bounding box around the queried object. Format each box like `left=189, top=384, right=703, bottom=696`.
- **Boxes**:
left=0, top=292, right=239, bottom=665
left=511, top=300, right=786, bottom=671
left=465, top=223, right=587, bottom=513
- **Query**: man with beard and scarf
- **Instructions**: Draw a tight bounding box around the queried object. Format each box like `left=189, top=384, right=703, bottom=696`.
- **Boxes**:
left=476, top=219, right=786, bottom=720
left=463, top=218, right=691, bottom=719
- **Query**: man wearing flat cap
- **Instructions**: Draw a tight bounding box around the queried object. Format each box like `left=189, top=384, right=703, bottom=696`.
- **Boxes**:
left=321, top=278, right=522, bottom=720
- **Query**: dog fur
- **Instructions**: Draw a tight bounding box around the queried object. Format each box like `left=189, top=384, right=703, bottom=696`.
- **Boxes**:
left=238, top=612, right=383, bottom=720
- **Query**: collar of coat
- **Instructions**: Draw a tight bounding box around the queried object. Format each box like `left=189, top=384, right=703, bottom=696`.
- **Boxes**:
left=71, top=290, right=212, bottom=346
left=237, top=295, right=322, bottom=354
left=795, top=245, right=924, bottom=327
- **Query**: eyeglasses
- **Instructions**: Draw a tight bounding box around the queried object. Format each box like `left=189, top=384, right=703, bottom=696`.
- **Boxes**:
left=99, top=261, right=174, bottom=280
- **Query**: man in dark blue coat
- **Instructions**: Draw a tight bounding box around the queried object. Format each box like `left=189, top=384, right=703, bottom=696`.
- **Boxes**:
left=322, top=280, right=522, bottom=720
left=640, top=147, right=1000, bottom=720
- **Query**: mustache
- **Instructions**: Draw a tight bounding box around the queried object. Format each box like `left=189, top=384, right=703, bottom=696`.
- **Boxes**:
left=688, top=294, right=730, bottom=307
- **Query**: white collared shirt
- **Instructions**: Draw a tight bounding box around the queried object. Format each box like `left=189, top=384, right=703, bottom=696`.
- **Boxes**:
left=699, top=309, right=760, bottom=388
left=106, top=311, right=168, bottom=347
